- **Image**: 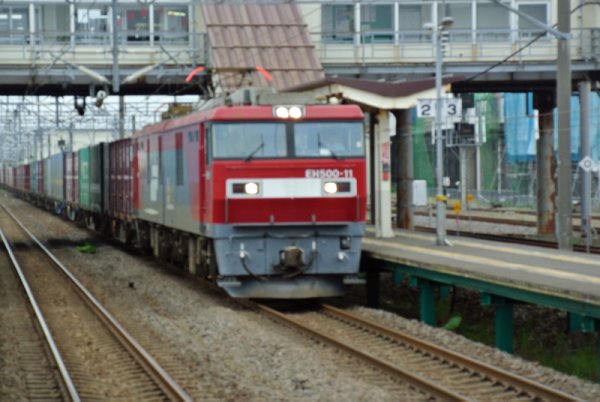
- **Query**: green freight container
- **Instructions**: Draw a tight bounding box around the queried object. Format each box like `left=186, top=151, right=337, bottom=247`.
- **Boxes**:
left=79, top=144, right=107, bottom=213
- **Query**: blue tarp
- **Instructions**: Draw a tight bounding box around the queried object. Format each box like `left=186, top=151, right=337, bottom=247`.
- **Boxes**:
left=503, top=92, right=600, bottom=163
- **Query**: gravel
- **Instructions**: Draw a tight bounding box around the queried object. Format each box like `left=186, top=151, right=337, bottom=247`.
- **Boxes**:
left=3, top=192, right=600, bottom=401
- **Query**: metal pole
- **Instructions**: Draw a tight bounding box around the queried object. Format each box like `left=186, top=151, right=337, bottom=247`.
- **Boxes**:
left=557, top=0, right=572, bottom=249
left=55, top=97, right=59, bottom=128
left=579, top=80, right=591, bottom=252
left=17, top=108, right=22, bottom=163
left=459, top=146, right=467, bottom=206
left=119, top=96, right=125, bottom=139
left=434, top=25, right=448, bottom=246
left=112, top=0, right=120, bottom=93
left=69, top=122, right=74, bottom=153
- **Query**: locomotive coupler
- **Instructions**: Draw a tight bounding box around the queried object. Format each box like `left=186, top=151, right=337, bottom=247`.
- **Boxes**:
left=273, top=246, right=305, bottom=276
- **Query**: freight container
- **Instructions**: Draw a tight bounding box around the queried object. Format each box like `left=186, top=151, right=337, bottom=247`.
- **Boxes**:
left=65, top=152, right=79, bottom=206
left=109, top=138, right=133, bottom=219
left=44, top=153, right=65, bottom=201
left=6, top=166, right=14, bottom=188
left=30, top=162, right=37, bottom=194
left=15, top=164, right=30, bottom=193
left=79, top=143, right=108, bottom=213
left=36, top=160, right=44, bottom=195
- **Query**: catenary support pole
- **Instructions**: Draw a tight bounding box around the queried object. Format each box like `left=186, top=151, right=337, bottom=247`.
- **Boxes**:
left=579, top=80, right=591, bottom=251
left=434, top=23, right=448, bottom=246
left=119, top=96, right=125, bottom=139
left=534, top=93, right=556, bottom=235
left=459, top=147, right=468, bottom=206
left=557, top=0, right=572, bottom=249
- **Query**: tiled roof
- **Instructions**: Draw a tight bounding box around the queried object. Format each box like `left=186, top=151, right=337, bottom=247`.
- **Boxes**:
left=202, top=3, right=325, bottom=93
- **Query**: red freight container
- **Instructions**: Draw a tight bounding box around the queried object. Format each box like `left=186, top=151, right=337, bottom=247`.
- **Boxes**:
left=109, top=138, right=133, bottom=219
left=15, top=165, right=22, bottom=191
left=65, top=152, right=79, bottom=206
left=24, top=164, right=30, bottom=192
left=37, top=160, right=44, bottom=195
left=15, top=164, right=30, bottom=192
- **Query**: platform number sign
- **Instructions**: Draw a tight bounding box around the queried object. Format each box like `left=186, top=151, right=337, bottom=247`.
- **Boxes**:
left=417, top=98, right=462, bottom=118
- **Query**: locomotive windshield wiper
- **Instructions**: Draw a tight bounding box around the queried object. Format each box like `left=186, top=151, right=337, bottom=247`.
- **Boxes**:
left=244, top=140, right=265, bottom=162
left=317, top=133, right=342, bottom=160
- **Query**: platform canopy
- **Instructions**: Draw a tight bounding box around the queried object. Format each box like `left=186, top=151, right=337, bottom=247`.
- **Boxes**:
left=286, top=76, right=463, bottom=111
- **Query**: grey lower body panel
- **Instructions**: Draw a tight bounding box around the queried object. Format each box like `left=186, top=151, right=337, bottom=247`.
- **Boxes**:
left=218, top=275, right=347, bottom=299
left=213, top=223, right=365, bottom=298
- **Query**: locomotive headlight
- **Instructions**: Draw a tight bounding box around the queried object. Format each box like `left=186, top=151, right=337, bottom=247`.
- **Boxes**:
left=244, top=182, right=259, bottom=195
left=273, top=105, right=305, bottom=119
left=288, top=106, right=303, bottom=119
left=274, top=106, right=289, bottom=119
left=232, top=181, right=260, bottom=195
left=323, top=181, right=338, bottom=194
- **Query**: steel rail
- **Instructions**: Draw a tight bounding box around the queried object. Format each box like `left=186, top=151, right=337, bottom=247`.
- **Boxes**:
left=256, top=302, right=469, bottom=402
left=321, top=304, right=581, bottom=402
left=0, top=227, right=81, bottom=402
left=0, top=204, right=193, bottom=402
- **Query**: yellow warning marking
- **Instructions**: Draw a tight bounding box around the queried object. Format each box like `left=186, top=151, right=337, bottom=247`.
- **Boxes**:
left=435, top=195, right=448, bottom=201
left=453, top=201, right=461, bottom=213
left=362, top=237, right=600, bottom=286
left=392, top=230, right=600, bottom=268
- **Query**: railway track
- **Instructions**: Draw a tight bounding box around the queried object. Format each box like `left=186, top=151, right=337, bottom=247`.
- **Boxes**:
left=0, top=203, right=192, bottom=401
left=256, top=303, right=580, bottom=401
left=0, top=233, right=72, bottom=401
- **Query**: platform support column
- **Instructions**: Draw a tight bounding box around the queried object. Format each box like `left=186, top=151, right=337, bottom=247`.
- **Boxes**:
left=568, top=313, right=595, bottom=333
left=411, top=278, right=436, bottom=326
left=596, top=320, right=600, bottom=382
left=366, top=268, right=380, bottom=308
left=495, top=302, right=513, bottom=353
left=482, top=293, right=513, bottom=353
left=394, top=108, right=414, bottom=230
left=374, top=110, right=394, bottom=238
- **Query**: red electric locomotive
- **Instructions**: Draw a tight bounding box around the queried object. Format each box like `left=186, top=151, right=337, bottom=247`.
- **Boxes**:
left=137, top=88, right=367, bottom=297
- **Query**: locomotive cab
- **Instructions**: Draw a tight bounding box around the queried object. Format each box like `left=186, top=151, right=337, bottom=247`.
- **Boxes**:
left=204, top=93, right=367, bottom=298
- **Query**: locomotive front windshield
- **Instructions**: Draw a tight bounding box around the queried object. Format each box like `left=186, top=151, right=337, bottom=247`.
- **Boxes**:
left=294, top=122, right=363, bottom=157
left=211, top=121, right=364, bottom=160
left=212, top=122, right=287, bottom=159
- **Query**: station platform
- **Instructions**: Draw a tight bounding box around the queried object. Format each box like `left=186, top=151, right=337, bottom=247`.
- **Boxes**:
left=361, top=228, right=600, bottom=354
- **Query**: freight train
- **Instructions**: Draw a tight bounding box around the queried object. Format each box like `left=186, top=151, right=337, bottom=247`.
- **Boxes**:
left=1, top=88, right=367, bottom=298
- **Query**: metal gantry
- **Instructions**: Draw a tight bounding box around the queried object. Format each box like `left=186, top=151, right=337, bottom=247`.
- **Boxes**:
left=0, top=95, right=200, bottom=163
